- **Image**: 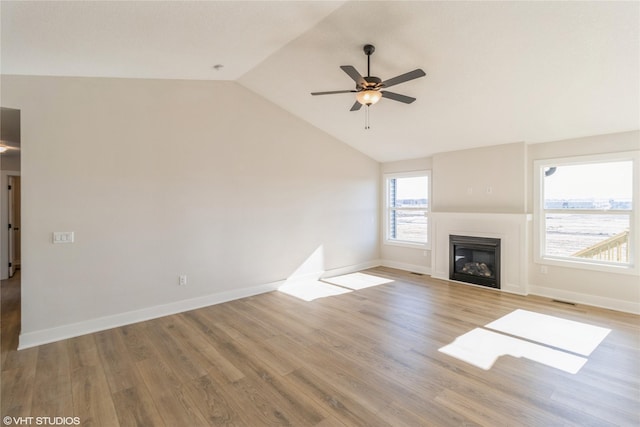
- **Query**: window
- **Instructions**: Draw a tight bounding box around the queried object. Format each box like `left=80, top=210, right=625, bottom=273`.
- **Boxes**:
left=384, top=171, right=430, bottom=247
left=534, top=152, right=638, bottom=273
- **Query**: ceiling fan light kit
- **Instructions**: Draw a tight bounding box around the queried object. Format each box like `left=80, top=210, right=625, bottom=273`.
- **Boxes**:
left=311, top=43, right=426, bottom=128
left=356, top=89, right=382, bottom=106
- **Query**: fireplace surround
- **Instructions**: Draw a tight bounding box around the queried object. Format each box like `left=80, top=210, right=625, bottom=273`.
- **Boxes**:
left=431, top=212, right=530, bottom=295
left=449, top=234, right=501, bottom=289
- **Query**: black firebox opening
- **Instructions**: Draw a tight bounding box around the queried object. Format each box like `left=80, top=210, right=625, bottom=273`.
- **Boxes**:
left=449, top=235, right=501, bottom=289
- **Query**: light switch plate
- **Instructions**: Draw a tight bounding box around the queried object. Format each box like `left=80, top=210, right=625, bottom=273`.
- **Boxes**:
left=53, top=231, right=74, bottom=244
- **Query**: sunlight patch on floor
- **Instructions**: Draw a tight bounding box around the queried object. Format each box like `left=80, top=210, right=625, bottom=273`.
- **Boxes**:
left=439, top=309, right=611, bottom=374
left=485, top=309, right=611, bottom=356
left=438, top=328, right=588, bottom=373
left=278, top=279, right=352, bottom=302
left=278, top=273, right=394, bottom=302
left=322, top=272, right=394, bottom=290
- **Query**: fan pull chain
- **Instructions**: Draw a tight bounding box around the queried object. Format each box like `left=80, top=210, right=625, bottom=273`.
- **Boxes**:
left=365, top=105, right=371, bottom=130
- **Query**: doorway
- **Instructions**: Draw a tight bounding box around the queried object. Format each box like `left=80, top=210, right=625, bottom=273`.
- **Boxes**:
left=1, top=107, right=21, bottom=353
left=1, top=107, right=21, bottom=280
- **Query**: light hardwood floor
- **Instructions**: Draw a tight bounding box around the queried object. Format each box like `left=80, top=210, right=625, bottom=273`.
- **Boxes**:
left=2, top=267, right=639, bottom=426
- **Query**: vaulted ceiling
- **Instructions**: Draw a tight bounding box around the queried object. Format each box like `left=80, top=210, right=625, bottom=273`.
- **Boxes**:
left=2, top=1, right=638, bottom=162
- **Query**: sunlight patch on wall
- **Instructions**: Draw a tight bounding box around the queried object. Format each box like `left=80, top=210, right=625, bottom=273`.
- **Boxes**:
left=287, top=245, right=326, bottom=282
left=322, top=272, right=394, bottom=290
left=438, top=310, right=611, bottom=374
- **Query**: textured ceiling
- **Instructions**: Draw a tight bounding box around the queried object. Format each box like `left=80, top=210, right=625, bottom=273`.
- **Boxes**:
left=2, top=1, right=639, bottom=162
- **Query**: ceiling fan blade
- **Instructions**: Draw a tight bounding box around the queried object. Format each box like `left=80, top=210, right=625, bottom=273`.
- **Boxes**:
left=381, top=91, right=416, bottom=104
left=381, top=69, right=426, bottom=88
left=350, top=101, right=363, bottom=111
left=340, top=65, right=366, bottom=87
left=311, top=90, right=357, bottom=96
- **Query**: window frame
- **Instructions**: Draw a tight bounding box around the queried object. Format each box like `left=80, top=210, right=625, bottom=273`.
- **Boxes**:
left=533, top=151, right=639, bottom=275
left=383, top=170, right=431, bottom=249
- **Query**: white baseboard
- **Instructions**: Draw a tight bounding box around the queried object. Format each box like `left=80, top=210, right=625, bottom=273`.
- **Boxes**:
left=380, top=259, right=431, bottom=276
left=18, top=259, right=384, bottom=350
left=322, top=259, right=383, bottom=278
left=529, top=284, right=640, bottom=315
left=430, top=272, right=448, bottom=281
left=282, top=260, right=383, bottom=285
left=18, top=280, right=283, bottom=350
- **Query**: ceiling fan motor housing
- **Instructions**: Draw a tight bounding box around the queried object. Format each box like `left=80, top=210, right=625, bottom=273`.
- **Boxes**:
left=361, top=76, right=382, bottom=90
left=363, top=44, right=375, bottom=56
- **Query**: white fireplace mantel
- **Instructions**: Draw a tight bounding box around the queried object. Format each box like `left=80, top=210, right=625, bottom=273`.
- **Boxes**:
left=431, top=212, right=532, bottom=295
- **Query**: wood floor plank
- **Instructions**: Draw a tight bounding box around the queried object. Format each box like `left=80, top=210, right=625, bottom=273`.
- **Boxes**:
left=111, top=386, right=165, bottom=427
left=193, top=323, right=328, bottom=426
left=118, top=322, right=156, bottom=363
left=284, top=367, right=393, bottom=427
left=30, top=392, right=74, bottom=424
left=182, top=374, right=244, bottom=426
left=172, top=314, right=245, bottom=383
left=1, top=366, right=35, bottom=417
left=1, top=345, right=37, bottom=374
left=94, top=329, right=143, bottom=394
left=377, top=400, right=473, bottom=427
left=550, top=386, right=639, bottom=426
left=144, top=317, right=209, bottom=381
left=67, top=334, right=101, bottom=370
left=0, top=272, right=22, bottom=371
left=435, top=388, right=527, bottom=427
left=2, top=267, right=639, bottom=426
left=136, top=356, right=210, bottom=426
left=226, top=376, right=299, bottom=426
left=214, top=320, right=298, bottom=376
left=71, top=365, right=120, bottom=427
left=32, top=340, right=72, bottom=406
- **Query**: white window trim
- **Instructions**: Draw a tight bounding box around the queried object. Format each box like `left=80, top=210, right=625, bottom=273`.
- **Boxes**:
left=383, top=170, right=431, bottom=249
left=533, top=151, right=639, bottom=275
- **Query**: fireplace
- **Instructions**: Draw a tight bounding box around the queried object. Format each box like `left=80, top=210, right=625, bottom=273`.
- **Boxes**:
left=449, top=235, right=501, bottom=289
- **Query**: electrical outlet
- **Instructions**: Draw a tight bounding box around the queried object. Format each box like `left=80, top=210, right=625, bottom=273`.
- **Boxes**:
left=540, top=265, right=548, bottom=274
left=179, top=275, right=187, bottom=286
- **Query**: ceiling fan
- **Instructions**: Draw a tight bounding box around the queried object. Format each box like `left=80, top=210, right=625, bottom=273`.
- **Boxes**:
left=311, top=44, right=426, bottom=111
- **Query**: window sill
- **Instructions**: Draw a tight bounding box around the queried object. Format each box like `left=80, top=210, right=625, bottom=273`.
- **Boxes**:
left=384, top=240, right=430, bottom=250
left=536, top=256, right=639, bottom=276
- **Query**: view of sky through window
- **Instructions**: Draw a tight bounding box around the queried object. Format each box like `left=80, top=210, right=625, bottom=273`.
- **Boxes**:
left=394, top=176, right=428, bottom=203
left=544, top=161, right=632, bottom=203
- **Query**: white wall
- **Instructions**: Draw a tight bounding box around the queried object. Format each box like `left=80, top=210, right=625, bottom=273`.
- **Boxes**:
left=432, top=142, right=527, bottom=213
left=1, top=75, right=380, bottom=347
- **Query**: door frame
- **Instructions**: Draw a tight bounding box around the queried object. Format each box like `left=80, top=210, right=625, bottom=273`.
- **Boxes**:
left=1, top=170, right=20, bottom=280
